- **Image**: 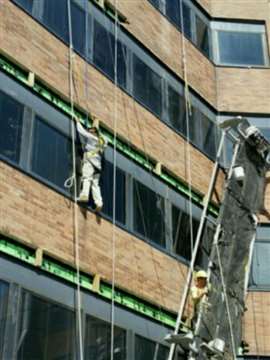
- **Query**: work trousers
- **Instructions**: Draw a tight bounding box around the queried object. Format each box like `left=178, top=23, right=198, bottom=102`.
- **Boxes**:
left=80, top=161, right=103, bottom=208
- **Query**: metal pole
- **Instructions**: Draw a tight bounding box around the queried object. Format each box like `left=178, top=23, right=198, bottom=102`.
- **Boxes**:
left=168, top=130, right=226, bottom=360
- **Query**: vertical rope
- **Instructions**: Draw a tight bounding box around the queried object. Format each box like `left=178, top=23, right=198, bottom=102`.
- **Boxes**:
left=67, top=1, right=84, bottom=359
left=110, top=2, right=118, bottom=359
left=215, top=243, right=237, bottom=359
left=179, top=0, right=194, bottom=255
left=167, top=1, right=195, bottom=357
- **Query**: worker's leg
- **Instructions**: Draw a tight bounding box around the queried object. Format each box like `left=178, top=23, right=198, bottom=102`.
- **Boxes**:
left=91, top=171, right=103, bottom=211
left=78, top=162, right=94, bottom=202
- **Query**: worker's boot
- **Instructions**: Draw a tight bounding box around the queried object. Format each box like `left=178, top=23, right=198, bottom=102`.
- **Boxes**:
left=94, top=205, right=103, bottom=213
left=77, top=179, right=91, bottom=202
left=77, top=194, right=89, bottom=203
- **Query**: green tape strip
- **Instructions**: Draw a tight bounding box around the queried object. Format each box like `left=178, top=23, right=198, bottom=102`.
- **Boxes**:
left=0, top=53, right=219, bottom=216
left=0, top=236, right=176, bottom=328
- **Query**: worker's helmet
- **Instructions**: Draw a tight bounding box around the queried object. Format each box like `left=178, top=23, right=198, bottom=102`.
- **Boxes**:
left=196, top=270, right=207, bottom=279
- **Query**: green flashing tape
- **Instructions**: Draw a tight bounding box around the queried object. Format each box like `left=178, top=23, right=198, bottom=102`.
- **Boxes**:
left=0, top=53, right=219, bottom=216
left=0, top=235, right=176, bottom=328
left=0, top=238, right=35, bottom=265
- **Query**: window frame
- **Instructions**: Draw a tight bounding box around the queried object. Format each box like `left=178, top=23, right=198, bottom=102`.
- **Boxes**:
left=0, top=256, right=173, bottom=359
left=249, top=226, right=270, bottom=291
left=211, top=21, right=269, bottom=67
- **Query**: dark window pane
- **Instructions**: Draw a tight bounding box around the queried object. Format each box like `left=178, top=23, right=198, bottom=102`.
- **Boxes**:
left=43, top=0, right=69, bottom=42
left=100, top=160, right=126, bottom=225
left=188, top=107, right=201, bottom=146
left=182, top=2, right=192, bottom=39
left=196, top=16, right=209, bottom=56
left=165, top=1, right=191, bottom=38
left=133, top=180, right=165, bottom=246
left=85, top=315, right=126, bottom=360
left=196, top=224, right=214, bottom=268
left=0, top=280, right=9, bottom=358
left=149, top=0, right=160, bottom=9
left=133, top=55, right=162, bottom=118
left=93, top=20, right=127, bottom=88
left=17, top=292, right=76, bottom=359
left=13, top=0, right=33, bottom=13
left=168, top=85, right=186, bottom=134
left=166, top=0, right=180, bottom=28
left=32, top=117, right=72, bottom=189
left=218, top=31, right=265, bottom=65
left=200, top=114, right=216, bottom=158
left=172, top=204, right=199, bottom=260
left=71, top=1, right=86, bottom=56
left=0, top=91, right=23, bottom=164
left=135, top=335, right=169, bottom=360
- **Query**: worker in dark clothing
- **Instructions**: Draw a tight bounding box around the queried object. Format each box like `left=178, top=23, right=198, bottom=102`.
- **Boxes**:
left=75, top=118, right=107, bottom=212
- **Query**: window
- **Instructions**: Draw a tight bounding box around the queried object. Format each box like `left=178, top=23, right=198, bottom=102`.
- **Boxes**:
left=133, top=180, right=165, bottom=247
left=165, top=1, right=192, bottom=39
left=251, top=240, right=270, bottom=288
left=93, top=20, right=127, bottom=89
left=17, top=291, right=76, bottom=359
left=200, top=113, right=216, bottom=158
left=196, top=16, right=210, bottom=57
left=182, top=2, right=192, bottom=39
left=260, top=128, right=270, bottom=142
left=135, top=335, right=168, bottom=360
left=85, top=315, right=126, bottom=359
left=32, top=117, right=72, bottom=190
left=168, top=85, right=186, bottom=135
left=172, top=204, right=199, bottom=260
left=43, top=0, right=69, bottom=43
left=133, top=54, right=162, bottom=118
left=13, top=0, right=33, bottom=13
left=217, top=30, right=266, bottom=66
left=149, top=0, right=160, bottom=9
left=100, top=160, right=126, bottom=225
left=0, top=91, right=23, bottom=164
left=71, top=0, right=86, bottom=56
left=249, top=226, right=270, bottom=288
left=188, top=107, right=201, bottom=146
left=0, top=280, right=9, bottom=358
left=166, top=0, right=181, bottom=28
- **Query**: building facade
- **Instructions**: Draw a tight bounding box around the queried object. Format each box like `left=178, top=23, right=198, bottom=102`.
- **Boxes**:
left=0, top=0, right=269, bottom=358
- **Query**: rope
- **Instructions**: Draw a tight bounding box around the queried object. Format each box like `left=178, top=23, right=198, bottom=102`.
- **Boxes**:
left=67, top=1, right=84, bottom=359
left=168, top=0, right=195, bottom=358
left=110, top=2, right=118, bottom=359
left=215, top=241, right=237, bottom=359
left=179, top=0, right=194, bottom=256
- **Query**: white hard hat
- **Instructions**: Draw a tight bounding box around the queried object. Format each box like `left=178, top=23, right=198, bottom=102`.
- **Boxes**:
left=196, top=270, right=207, bottom=279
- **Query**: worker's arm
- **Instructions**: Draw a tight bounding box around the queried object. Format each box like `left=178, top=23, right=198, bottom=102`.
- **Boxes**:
left=191, top=287, right=208, bottom=302
left=76, top=121, right=93, bottom=139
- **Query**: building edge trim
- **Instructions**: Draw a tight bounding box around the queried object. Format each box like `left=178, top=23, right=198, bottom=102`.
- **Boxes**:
left=0, top=232, right=177, bottom=328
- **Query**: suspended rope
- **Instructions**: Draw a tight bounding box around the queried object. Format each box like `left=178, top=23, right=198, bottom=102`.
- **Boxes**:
left=215, top=241, right=237, bottom=359
left=67, top=1, right=84, bottom=359
left=110, top=1, right=119, bottom=359
left=179, top=0, right=194, bottom=255
left=168, top=0, right=197, bottom=357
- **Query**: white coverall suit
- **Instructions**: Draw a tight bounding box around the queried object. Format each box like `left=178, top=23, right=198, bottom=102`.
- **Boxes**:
left=76, top=122, right=107, bottom=208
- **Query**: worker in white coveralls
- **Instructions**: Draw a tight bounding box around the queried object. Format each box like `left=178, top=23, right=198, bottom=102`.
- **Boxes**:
left=164, top=269, right=210, bottom=349
left=186, top=270, right=209, bottom=328
left=75, top=118, right=107, bottom=212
